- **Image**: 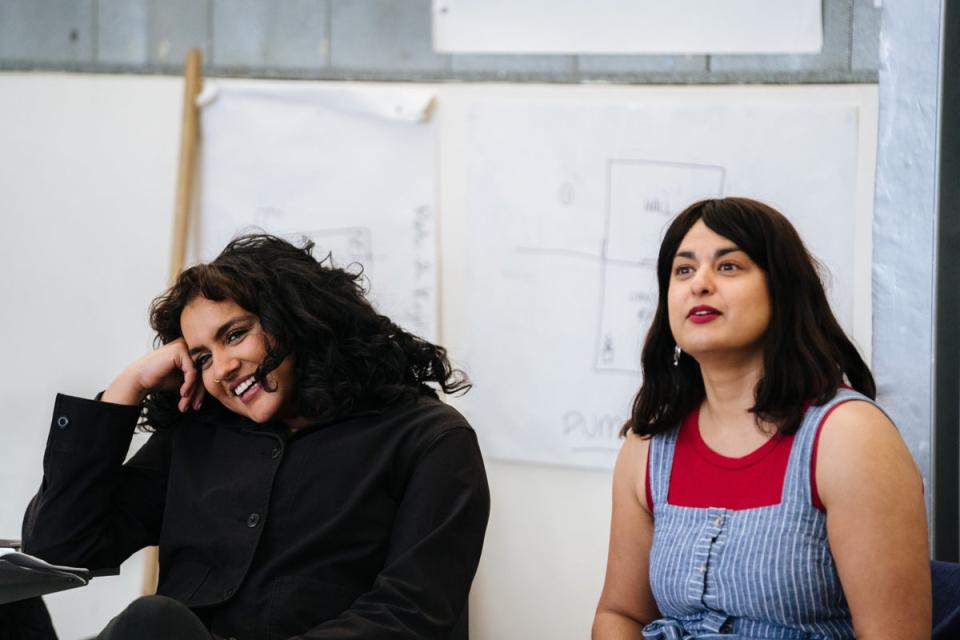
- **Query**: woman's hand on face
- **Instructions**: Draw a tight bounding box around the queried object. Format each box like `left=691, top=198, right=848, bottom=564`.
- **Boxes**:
left=101, top=339, right=206, bottom=412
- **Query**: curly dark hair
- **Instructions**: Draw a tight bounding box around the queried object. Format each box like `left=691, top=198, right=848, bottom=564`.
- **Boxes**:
left=625, top=197, right=875, bottom=438
left=142, top=234, right=469, bottom=429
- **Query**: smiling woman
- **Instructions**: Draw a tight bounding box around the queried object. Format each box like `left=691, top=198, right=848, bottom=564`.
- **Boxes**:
left=180, top=298, right=299, bottom=426
left=21, top=235, right=489, bottom=640
left=592, top=198, right=930, bottom=640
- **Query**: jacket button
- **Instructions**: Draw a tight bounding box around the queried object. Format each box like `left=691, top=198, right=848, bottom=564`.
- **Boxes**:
left=56, top=416, right=70, bottom=429
left=270, top=446, right=281, bottom=459
left=222, top=587, right=234, bottom=598
left=246, top=512, right=261, bottom=528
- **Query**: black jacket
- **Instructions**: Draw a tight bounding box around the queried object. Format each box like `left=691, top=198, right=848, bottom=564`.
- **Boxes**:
left=23, top=392, right=489, bottom=640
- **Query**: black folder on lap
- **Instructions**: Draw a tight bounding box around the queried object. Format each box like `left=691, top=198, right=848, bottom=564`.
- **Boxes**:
left=0, top=549, right=91, bottom=605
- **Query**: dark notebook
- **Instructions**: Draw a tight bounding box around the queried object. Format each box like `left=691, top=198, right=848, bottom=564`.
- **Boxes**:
left=0, top=549, right=91, bottom=605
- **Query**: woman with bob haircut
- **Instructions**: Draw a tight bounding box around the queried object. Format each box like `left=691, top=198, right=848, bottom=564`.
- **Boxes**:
left=22, top=234, right=489, bottom=640
left=593, top=198, right=930, bottom=639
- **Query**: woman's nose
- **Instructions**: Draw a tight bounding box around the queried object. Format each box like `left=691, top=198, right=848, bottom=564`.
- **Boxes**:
left=690, top=267, right=714, bottom=295
left=212, top=355, right=240, bottom=384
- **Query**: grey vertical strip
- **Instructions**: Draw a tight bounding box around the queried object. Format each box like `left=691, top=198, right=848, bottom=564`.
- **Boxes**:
left=934, top=0, right=960, bottom=561
left=92, top=0, right=100, bottom=60
left=325, top=0, right=332, bottom=66
left=873, top=0, right=941, bottom=540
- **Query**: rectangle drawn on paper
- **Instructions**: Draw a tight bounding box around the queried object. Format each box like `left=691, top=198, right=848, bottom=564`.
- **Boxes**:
left=595, top=160, right=725, bottom=373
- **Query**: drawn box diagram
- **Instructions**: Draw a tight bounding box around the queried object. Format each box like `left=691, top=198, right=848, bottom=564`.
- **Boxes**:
left=596, top=160, right=725, bottom=372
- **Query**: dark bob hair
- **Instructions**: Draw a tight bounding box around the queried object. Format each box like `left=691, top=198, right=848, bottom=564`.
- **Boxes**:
left=625, top=197, right=875, bottom=438
left=142, top=234, right=469, bottom=430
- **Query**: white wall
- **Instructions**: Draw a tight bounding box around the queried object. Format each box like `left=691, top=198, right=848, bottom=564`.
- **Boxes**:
left=470, top=461, right=611, bottom=639
left=0, top=72, right=180, bottom=639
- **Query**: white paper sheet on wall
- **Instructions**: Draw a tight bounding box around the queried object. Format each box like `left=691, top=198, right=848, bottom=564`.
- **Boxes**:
left=433, top=0, right=823, bottom=54
left=442, top=94, right=871, bottom=469
left=197, top=82, right=439, bottom=341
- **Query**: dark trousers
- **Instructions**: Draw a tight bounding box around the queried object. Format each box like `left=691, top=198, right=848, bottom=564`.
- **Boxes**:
left=0, top=597, right=57, bottom=640
left=96, top=595, right=211, bottom=640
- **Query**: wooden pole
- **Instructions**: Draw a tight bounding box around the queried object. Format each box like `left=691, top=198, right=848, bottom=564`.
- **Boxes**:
left=143, top=47, right=204, bottom=596
left=168, top=47, right=204, bottom=287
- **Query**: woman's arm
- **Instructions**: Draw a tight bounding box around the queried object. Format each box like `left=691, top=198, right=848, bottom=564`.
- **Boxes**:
left=22, top=339, right=201, bottom=568
left=817, top=400, right=931, bottom=640
left=593, top=433, right=659, bottom=640
left=22, top=394, right=171, bottom=569
left=101, top=338, right=205, bottom=411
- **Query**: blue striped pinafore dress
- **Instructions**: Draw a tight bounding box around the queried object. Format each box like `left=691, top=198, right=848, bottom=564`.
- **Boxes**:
left=642, top=389, right=872, bottom=639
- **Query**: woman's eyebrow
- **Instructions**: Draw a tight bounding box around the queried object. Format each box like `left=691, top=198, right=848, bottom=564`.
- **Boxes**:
left=714, top=247, right=742, bottom=258
left=187, top=314, right=255, bottom=356
left=674, top=246, right=741, bottom=260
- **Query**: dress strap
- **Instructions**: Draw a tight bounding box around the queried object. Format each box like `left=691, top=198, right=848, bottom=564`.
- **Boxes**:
left=646, top=426, right=680, bottom=510
left=781, top=388, right=879, bottom=506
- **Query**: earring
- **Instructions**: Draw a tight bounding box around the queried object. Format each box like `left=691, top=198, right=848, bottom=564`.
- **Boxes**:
left=673, top=345, right=681, bottom=367
left=215, top=378, right=221, bottom=383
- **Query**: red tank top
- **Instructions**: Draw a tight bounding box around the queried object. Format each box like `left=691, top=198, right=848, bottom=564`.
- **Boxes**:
left=644, top=403, right=846, bottom=512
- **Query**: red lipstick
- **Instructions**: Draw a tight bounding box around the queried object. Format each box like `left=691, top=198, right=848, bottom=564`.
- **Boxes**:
left=687, top=305, right=721, bottom=324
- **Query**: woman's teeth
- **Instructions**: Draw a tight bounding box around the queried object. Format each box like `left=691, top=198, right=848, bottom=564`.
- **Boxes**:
left=234, top=377, right=256, bottom=396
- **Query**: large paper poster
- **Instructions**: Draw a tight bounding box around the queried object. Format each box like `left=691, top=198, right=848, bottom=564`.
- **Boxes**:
left=433, top=0, right=822, bottom=54
left=197, top=81, right=439, bottom=340
left=441, top=89, right=875, bottom=469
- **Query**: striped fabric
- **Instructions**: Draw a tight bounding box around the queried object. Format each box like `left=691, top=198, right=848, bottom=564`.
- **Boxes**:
left=643, top=389, right=872, bottom=640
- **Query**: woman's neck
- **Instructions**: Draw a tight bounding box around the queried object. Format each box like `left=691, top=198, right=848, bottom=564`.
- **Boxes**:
left=696, top=350, right=775, bottom=444
left=283, top=415, right=313, bottom=432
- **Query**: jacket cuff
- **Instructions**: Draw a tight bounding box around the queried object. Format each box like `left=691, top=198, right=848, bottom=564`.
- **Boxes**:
left=46, top=393, right=141, bottom=458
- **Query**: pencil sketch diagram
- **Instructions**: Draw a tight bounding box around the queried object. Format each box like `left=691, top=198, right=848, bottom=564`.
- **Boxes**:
left=596, top=160, right=725, bottom=372
left=273, top=208, right=436, bottom=339
left=284, top=226, right=374, bottom=269
left=221, top=206, right=376, bottom=268
left=220, top=203, right=437, bottom=339
left=516, top=159, right=725, bottom=374
left=452, top=97, right=868, bottom=471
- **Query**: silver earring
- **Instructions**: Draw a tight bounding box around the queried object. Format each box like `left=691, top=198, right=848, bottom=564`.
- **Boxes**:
left=673, top=345, right=681, bottom=367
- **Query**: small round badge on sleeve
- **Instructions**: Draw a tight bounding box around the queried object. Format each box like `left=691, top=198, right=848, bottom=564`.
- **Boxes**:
left=56, top=416, right=70, bottom=429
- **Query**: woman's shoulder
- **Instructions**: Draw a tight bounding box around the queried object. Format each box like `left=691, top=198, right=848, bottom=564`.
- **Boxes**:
left=377, top=390, right=475, bottom=445
left=801, top=388, right=890, bottom=445
left=815, top=395, right=921, bottom=505
left=620, top=430, right=651, bottom=459
left=614, top=432, right=653, bottom=511
left=374, top=393, right=484, bottom=484
left=815, top=392, right=895, bottom=445
left=817, top=398, right=900, bottom=458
